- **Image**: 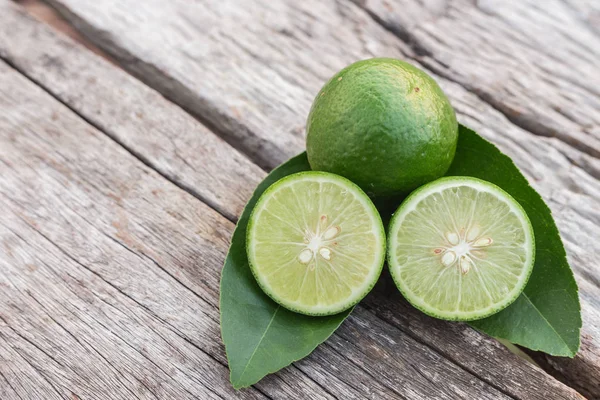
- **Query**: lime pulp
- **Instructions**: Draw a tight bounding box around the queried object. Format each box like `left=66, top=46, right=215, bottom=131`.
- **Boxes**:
left=387, top=176, right=535, bottom=321
left=247, top=172, right=386, bottom=316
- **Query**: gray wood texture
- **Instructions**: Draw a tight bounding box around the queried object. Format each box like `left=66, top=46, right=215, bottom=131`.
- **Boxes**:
left=0, top=0, right=596, bottom=398
left=0, top=4, right=583, bottom=400
left=356, top=0, right=600, bottom=159
left=35, top=0, right=600, bottom=397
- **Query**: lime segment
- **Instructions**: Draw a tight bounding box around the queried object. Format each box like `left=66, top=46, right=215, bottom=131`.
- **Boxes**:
left=388, top=177, right=535, bottom=321
left=247, top=172, right=386, bottom=316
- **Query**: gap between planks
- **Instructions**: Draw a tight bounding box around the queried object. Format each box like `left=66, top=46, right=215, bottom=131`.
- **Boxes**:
left=15, top=0, right=271, bottom=176
left=6, top=1, right=261, bottom=223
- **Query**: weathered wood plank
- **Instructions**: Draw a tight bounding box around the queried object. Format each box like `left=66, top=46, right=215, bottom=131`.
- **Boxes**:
left=0, top=64, right=271, bottom=400
left=354, top=0, right=600, bottom=157
left=2, top=9, right=262, bottom=224
left=0, top=323, right=63, bottom=400
left=44, top=0, right=411, bottom=169
left=2, top=0, right=595, bottom=398
left=0, top=56, right=525, bottom=400
left=36, top=0, right=600, bottom=396
left=43, top=0, right=600, bottom=173
left=1, top=223, right=229, bottom=400
left=0, top=15, right=528, bottom=400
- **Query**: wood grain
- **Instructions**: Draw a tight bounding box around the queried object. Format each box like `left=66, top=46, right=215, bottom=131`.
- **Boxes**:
left=0, top=54, right=529, bottom=400
left=354, top=0, right=600, bottom=158
left=2, top=2, right=262, bottom=223
left=0, top=0, right=596, bottom=398
left=1, top=3, right=584, bottom=399
left=35, top=0, right=600, bottom=396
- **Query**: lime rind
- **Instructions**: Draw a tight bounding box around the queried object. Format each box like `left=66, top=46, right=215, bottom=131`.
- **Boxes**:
left=306, top=58, right=458, bottom=197
left=388, top=176, right=535, bottom=321
left=247, top=171, right=386, bottom=316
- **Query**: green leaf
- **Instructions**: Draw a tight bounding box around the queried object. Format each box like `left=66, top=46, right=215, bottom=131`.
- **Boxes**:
left=220, top=125, right=581, bottom=389
left=448, top=125, right=581, bottom=357
left=220, top=153, right=351, bottom=389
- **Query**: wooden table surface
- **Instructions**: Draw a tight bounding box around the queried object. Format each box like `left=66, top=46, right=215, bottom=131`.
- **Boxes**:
left=1, top=0, right=599, bottom=399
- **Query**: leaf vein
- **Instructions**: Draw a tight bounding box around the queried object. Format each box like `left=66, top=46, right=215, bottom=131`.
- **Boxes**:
left=521, top=294, right=573, bottom=354
left=235, top=306, right=280, bottom=385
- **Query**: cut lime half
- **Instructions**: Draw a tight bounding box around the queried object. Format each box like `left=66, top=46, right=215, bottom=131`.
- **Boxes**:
left=247, top=172, right=386, bottom=316
left=388, top=177, right=535, bottom=321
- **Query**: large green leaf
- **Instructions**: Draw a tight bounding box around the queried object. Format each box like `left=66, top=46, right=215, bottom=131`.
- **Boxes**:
left=220, top=125, right=581, bottom=390
left=448, top=125, right=581, bottom=357
left=220, top=153, right=351, bottom=389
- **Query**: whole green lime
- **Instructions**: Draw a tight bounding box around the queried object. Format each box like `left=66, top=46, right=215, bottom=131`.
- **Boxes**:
left=306, top=58, right=458, bottom=197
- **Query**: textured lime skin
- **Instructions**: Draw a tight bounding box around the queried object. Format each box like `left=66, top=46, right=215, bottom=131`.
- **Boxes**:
left=306, top=58, right=458, bottom=197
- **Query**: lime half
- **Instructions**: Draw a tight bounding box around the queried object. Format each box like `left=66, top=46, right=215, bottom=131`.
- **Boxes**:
left=388, top=177, right=535, bottom=321
left=247, top=172, right=386, bottom=316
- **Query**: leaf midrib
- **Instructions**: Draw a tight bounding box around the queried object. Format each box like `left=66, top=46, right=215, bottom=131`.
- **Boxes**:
left=521, top=293, right=573, bottom=355
left=234, top=305, right=280, bottom=386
